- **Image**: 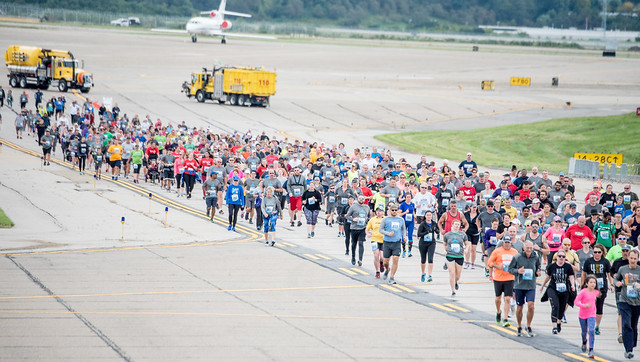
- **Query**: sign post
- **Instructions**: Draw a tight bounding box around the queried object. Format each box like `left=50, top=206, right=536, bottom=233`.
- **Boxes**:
left=148, top=193, right=152, bottom=214
left=121, top=216, right=125, bottom=240
left=164, top=207, right=168, bottom=228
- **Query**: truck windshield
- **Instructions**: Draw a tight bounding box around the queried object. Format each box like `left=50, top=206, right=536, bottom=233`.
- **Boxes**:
left=191, top=74, right=197, bottom=84
left=62, top=60, right=79, bottom=68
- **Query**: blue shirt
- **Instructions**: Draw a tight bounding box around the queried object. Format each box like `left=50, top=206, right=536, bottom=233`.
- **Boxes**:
left=225, top=184, right=245, bottom=206
left=399, top=201, right=415, bottom=224
left=380, top=216, right=406, bottom=243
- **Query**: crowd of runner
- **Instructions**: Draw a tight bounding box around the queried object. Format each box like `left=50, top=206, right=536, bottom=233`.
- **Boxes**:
left=4, top=88, right=640, bottom=359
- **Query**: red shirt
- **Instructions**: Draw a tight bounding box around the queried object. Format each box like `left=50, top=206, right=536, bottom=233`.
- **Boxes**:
left=183, top=159, right=199, bottom=174
left=460, top=186, right=476, bottom=202
left=145, top=146, right=159, bottom=158
left=519, top=189, right=531, bottom=200
left=564, top=224, right=595, bottom=250
left=359, top=186, right=373, bottom=201
left=256, top=165, right=269, bottom=178
left=430, top=185, right=438, bottom=195
left=200, top=157, right=214, bottom=174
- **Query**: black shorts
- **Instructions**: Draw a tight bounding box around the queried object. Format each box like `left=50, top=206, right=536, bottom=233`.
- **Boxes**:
left=468, top=234, right=480, bottom=245
left=163, top=169, right=174, bottom=179
left=596, top=289, right=607, bottom=315
left=122, top=158, right=130, bottom=165
left=446, top=256, right=464, bottom=266
left=111, top=160, right=122, bottom=168
left=493, top=280, right=515, bottom=297
left=132, top=163, right=141, bottom=174
left=42, top=148, right=51, bottom=155
left=383, top=242, right=402, bottom=258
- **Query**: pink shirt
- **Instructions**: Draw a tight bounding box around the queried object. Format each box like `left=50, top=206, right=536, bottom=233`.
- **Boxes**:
left=574, top=288, right=599, bottom=319
left=543, top=227, right=565, bottom=251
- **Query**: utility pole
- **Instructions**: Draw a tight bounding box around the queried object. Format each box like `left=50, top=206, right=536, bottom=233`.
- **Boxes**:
left=602, top=0, right=608, bottom=45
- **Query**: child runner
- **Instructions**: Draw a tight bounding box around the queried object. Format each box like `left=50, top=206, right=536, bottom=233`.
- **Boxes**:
left=575, top=274, right=600, bottom=358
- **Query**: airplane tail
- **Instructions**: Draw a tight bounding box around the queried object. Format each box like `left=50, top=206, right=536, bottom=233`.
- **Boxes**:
left=199, top=0, right=252, bottom=19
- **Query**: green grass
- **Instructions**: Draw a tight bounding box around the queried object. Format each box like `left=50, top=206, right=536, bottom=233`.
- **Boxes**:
left=0, top=207, right=14, bottom=228
left=375, top=113, right=640, bottom=174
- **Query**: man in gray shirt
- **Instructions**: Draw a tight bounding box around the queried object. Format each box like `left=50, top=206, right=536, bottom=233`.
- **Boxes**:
left=346, top=195, right=371, bottom=266
left=380, top=178, right=401, bottom=209
left=508, top=241, right=541, bottom=337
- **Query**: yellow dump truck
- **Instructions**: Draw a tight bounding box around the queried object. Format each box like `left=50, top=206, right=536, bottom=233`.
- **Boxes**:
left=4, top=45, right=93, bottom=93
left=182, top=66, right=276, bottom=107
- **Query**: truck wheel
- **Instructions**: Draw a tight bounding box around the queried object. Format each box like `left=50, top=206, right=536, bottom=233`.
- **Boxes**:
left=263, top=97, right=270, bottom=107
left=217, top=99, right=225, bottom=104
left=238, top=95, right=245, bottom=106
left=9, top=75, right=18, bottom=88
left=196, top=90, right=205, bottom=103
left=19, top=77, right=27, bottom=88
left=39, top=80, right=50, bottom=90
left=80, top=87, right=90, bottom=94
left=229, top=94, right=237, bottom=106
left=58, top=80, right=68, bottom=92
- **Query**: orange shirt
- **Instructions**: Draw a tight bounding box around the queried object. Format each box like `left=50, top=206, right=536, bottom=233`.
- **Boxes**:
left=487, top=246, right=518, bottom=281
left=107, top=145, right=122, bottom=161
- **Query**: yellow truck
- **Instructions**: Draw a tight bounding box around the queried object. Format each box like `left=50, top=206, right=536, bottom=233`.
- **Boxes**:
left=4, top=45, right=93, bottom=93
left=182, top=66, right=276, bottom=107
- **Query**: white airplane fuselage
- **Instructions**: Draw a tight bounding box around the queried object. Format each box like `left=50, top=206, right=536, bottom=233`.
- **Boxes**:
left=186, top=16, right=231, bottom=36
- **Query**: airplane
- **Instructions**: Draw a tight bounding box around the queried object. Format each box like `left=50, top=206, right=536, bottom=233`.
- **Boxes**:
left=152, top=0, right=275, bottom=44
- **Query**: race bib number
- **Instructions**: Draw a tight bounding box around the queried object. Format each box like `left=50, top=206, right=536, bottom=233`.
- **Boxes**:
left=597, top=277, right=604, bottom=289
left=600, top=230, right=610, bottom=239
left=405, top=214, right=413, bottom=222
left=553, top=196, right=560, bottom=202
left=341, top=198, right=348, bottom=205
left=501, top=191, right=509, bottom=198
left=314, top=170, right=320, bottom=177
left=231, top=194, right=239, bottom=202
left=490, top=236, right=497, bottom=246
left=208, top=188, right=216, bottom=195
left=250, top=164, right=257, bottom=170
left=627, top=285, right=638, bottom=298
left=250, top=187, right=257, bottom=195
left=391, top=222, right=400, bottom=230
left=329, top=196, right=335, bottom=203
left=552, top=234, right=561, bottom=243
left=293, top=188, right=302, bottom=196
left=523, top=269, right=534, bottom=281
left=357, top=219, right=365, bottom=227
left=265, top=206, right=273, bottom=214
left=308, top=198, right=315, bottom=205
left=556, top=282, right=567, bottom=293
left=451, top=243, right=461, bottom=254
left=371, top=243, right=378, bottom=251
left=325, top=171, right=332, bottom=178
left=624, top=195, right=631, bottom=203
left=133, top=164, right=139, bottom=170
left=502, top=255, right=513, bottom=271
left=606, top=200, right=613, bottom=208
left=442, top=199, right=449, bottom=206
left=425, top=234, right=432, bottom=242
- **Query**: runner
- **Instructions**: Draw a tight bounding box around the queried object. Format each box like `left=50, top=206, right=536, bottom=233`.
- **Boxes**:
left=366, top=207, right=385, bottom=278
left=543, top=216, right=566, bottom=266
left=417, top=210, right=439, bottom=282
left=160, top=148, right=175, bottom=192
left=379, top=203, right=407, bottom=285
left=244, top=170, right=261, bottom=224
left=174, top=152, right=184, bottom=197
left=182, top=152, right=199, bottom=199
left=225, top=176, right=244, bottom=231
left=614, top=249, right=640, bottom=359
left=202, top=173, right=222, bottom=222
left=77, top=136, right=88, bottom=175
left=612, top=245, right=632, bottom=344
left=443, top=220, right=468, bottom=296
left=487, top=236, right=518, bottom=327
left=261, top=186, right=282, bottom=246
left=107, top=139, right=123, bottom=181
left=287, top=167, right=306, bottom=227
left=509, top=241, right=541, bottom=337
left=346, top=194, right=371, bottom=265
left=40, top=129, right=53, bottom=166
left=130, top=144, right=144, bottom=184
left=575, top=275, right=600, bottom=358
left=541, top=249, right=576, bottom=334
left=399, top=192, right=416, bottom=258
left=464, top=203, right=480, bottom=269
left=582, top=243, right=613, bottom=336
left=301, top=182, right=323, bottom=239
left=324, top=184, right=337, bottom=226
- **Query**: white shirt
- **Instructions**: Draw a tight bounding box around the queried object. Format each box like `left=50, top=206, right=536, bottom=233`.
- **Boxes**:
left=413, top=191, right=437, bottom=216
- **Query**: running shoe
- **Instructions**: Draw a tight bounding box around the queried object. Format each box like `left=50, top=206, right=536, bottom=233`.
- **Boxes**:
left=308, top=234, right=311, bottom=238
left=588, top=349, right=594, bottom=359
left=595, top=327, right=600, bottom=335
left=351, top=258, right=356, bottom=265
left=526, top=327, right=534, bottom=338
left=375, top=272, right=380, bottom=279
left=562, top=315, right=567, bottom=323
left=270, top=241, right=275, bottom=247
left=311, top=231, right=315, bottom=237
left=358, top=260, right=362, bottom=266
left=227, top=225, right=232, bottom=231
left=464, top=262, right=470, bottom=269
left=325, top=219, right=328, bottom=225
left=557, top=323, right=562, bottom=333
left=383, top=269, right=389, bottom=280
left=232, top=227, right=236, bottom=232
left=443, top=262, right=448, bottom=271
left=496, top=313, right=501, bottom=324
left=389, top=277, right=396, bottom=284
left=619, top=334, right=624, bottom=343
left=345, top=250, right=349, bottom=255
left=421, top=273, right=426, bottom=283
left=626, top=352, right=634, bottom=359
left=581, top=342, right=587, bottom=353
left=502, top=320, right=510, bottom=328
left=402, top=251, right=406, bottom=258
left=249, top=219, right=253, bottom=224
left=484, top=269, right=490, bottom=277
left=517, top=327, right=522, bottom=337
left=291, top=221, right=295, bottom=227
left=329, top=223, right=333, bottom=227
left=265, top=241, right=269, bottom=246
left=451, top=292, right=456, bottom=297
left=471, top=264, right=476, bottom=270
left=408, top=251, right=412, bottom=257
left=455, top=283, right=459, bottom=290
left=427, top=275, right=433, bottom=282
left=297, top=221, right=302, bottom=227
left=206, top=209, right=210, bottom=217
left=552, top=328, right=558, bottom=335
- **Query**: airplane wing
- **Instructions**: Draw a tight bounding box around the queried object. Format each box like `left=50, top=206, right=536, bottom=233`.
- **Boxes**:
left=151, top=28, right=188, bottom=34
left=210, top=31, right=277, bottom=40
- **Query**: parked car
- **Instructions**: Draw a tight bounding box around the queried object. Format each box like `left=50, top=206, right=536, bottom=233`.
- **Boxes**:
left=110, top=17, right=141, bottom=26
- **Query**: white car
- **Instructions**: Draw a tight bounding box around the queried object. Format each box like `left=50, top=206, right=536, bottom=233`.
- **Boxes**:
left=110, top=17, right=141, bottom=27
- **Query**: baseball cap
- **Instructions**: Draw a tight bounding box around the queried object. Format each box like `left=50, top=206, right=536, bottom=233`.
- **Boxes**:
left=524, top=220, right=532, bottom=226
left=553, top=215, right=562, bottom=222
left=559, top=172, right=565, bottom=176
left=512, top=219, right=521, bottom=225
left=622, top=245, right=632, bottom=251
left=479, top=172, right=485, bottom=177
left=467, top=152, right=472, bottom=156
left=486, top=200, right=494, bottom=206
left=590, top=209, right=599, bottom=215
left=569, top=202, right=577, bottom=208
left=503, top=235, right=512, bottom=242
left=232, top=176, right=240, bottom=181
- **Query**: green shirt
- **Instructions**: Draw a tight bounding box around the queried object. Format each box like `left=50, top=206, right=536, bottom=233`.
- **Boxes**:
left=102, top=132, right=113, bottom=147
left=594, top=221, right=615, bottom=248
left=154, top=135, right=166, bottom=147
left=130, top=149, right=144, bottom=164
left=185, top=143, right=195, bottom=151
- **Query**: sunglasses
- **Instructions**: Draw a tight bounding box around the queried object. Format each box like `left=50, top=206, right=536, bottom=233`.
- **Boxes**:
left=557, top=255, right=566, bottom=258
left=593, top=251, right=603, bottom=254
left=582, top=242, right=590, bottom=244
left=390, top=209, right=398, bottom=211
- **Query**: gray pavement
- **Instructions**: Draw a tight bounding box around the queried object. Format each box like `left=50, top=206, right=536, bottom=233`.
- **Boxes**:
left=1, top=23, right=638, bottom=361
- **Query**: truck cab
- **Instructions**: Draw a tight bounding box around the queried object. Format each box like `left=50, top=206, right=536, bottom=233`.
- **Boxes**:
left=51, top=57, right=93, bottom=92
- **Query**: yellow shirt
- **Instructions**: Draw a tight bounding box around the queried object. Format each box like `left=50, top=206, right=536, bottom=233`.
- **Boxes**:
left=366, top=217, right=384, bottom=243
left=502, top=206, right=518, bottom=220
left=107, top=145, right=122, bottom=161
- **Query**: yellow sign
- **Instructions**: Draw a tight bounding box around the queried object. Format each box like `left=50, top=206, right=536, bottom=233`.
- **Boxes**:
left=574, top=153, right=623, bottom=165
left=481, top=80, right=495, bottom=90
left=510, top=77, right=531, bottom=86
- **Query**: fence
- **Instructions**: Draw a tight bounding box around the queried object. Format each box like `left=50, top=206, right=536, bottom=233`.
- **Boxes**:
left=0, top=2, right=189, bottom=29
left=569, top=158, right=640, bottom=182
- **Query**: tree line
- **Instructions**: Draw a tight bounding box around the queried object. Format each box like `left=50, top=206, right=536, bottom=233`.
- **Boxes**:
left=11, top=0, right=640, bottom=31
